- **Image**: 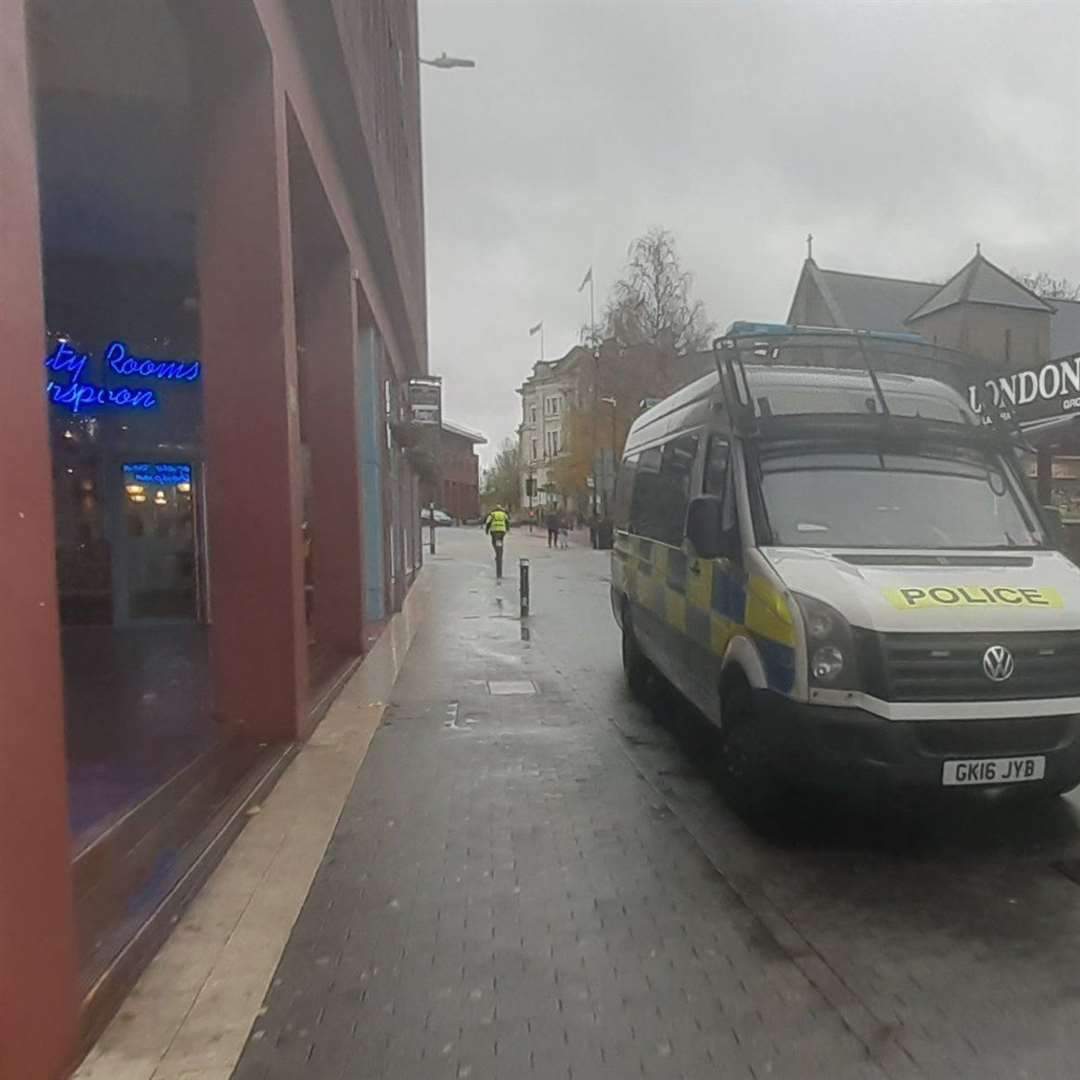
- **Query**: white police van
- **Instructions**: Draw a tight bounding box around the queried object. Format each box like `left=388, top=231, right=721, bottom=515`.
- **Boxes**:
left=611, top=323, right=1080, bottom=798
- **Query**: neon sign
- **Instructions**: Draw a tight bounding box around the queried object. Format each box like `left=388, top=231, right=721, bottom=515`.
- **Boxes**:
left=123, top=463, right=193, bottom=487
left=45, top=340, right=201, bottom=415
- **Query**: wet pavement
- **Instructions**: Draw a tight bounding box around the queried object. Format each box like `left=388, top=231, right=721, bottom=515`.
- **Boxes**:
left=231, top=527, right=1080, bottom=1079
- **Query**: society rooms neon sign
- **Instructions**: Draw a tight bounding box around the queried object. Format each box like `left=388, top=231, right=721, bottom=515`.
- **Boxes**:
left=45, top=340, right=201, bottom=414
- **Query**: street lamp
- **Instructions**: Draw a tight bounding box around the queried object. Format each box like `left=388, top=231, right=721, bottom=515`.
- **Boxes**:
left=420, top=52, right=476, bottom=69
left=599, top=397, right=617, bottom=518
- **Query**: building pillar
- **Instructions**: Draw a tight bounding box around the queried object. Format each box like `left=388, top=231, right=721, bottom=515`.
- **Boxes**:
left=0, top=3, right=80, bottom=1077
left=301, top=256, right=366, bottom=665
left=186, top=7, right=308, bottom=739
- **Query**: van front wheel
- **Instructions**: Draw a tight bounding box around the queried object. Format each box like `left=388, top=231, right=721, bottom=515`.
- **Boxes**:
left=719, top=678, right=781, bottom=808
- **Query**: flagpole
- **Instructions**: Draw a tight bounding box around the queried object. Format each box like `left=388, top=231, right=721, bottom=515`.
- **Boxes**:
left=540, top=324, right=544, bottom=361
left=590, top=275, right=595, bottom=339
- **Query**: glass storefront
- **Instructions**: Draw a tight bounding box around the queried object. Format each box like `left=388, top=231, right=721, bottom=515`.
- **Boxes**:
left=32, top=0, right=212, bottom=847
left=46, top=326, right=206, bottom=629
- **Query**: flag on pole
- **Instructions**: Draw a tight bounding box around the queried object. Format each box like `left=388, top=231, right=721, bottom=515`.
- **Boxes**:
left=529, top=321, right=543, bottom=336
left=577, top=267, right=593, bottom=293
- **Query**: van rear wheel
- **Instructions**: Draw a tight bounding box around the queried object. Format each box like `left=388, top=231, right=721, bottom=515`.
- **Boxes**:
left=621, top=616, right=654, bottom=701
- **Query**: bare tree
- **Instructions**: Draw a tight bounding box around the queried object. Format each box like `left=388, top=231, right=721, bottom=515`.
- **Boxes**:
left=1014, top=270, right=1080, bottom=301
left=481, top=438, right=521, bottom=511
left=603, top=227, right=715, bottom=353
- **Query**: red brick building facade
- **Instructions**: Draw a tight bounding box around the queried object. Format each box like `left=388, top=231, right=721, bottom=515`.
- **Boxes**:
left=2, top=2, right=427, bottom=1075
left=425, top=420, right=486, bottom=522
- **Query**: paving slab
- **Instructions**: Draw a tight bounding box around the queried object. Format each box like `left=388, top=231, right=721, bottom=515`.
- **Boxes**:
left=231, top=531, right=885, bottom=1080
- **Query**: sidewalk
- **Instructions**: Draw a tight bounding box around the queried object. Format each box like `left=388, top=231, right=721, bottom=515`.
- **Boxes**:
left=229, top=530, right=882, bottom=1080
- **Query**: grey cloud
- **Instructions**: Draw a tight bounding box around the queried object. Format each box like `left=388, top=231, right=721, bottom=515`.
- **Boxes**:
left=421, top=0, right=1080, bottom=464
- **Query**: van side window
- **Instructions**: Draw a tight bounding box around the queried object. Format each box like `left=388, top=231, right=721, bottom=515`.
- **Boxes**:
left=631, top=435, right=699, bottom=546
left=613, top=453, right=638, bottom=529
left=703, top=437, right=730, bottom=497
left=629, top=447, right=662, bottom=538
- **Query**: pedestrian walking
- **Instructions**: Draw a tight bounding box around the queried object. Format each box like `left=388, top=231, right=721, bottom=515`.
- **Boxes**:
left=558, top=511, right=569, bottom=549
left=545, top=508, right=559, bottom=549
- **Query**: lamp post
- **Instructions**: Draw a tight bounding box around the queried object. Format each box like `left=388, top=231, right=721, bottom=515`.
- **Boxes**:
left=417, top=52, right=473, bottom=556
left=600, top=397, right=617, bottom=518
left=590, top=348, right=600, bottom=517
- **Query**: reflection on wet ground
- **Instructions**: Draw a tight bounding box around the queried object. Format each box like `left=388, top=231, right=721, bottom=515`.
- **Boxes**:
left=413, top=529, right=1080, bottom=1077
left=641, top=680, right=1080, bottom=864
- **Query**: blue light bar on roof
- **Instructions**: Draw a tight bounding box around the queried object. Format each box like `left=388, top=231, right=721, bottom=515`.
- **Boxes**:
left=724, top=321, right=794, bottom=337
left=723, top=321, right=929, bottom=346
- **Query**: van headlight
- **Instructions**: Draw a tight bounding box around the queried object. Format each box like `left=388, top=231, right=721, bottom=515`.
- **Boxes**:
left=794, top=593, right=862, bottom=691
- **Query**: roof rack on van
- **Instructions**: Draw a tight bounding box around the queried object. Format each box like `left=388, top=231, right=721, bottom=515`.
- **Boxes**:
left=711, top=322, right=1023, bottom=447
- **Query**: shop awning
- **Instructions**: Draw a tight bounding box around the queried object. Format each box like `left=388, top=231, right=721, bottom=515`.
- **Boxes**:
left=1021, top=413, right=1080, bottom=449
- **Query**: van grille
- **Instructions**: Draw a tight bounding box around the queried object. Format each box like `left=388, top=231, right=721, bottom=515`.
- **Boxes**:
left=859, top=630, right=1080, bottom=703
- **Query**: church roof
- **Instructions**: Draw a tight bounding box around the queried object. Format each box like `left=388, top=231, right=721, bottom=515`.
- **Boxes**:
left=908, top=253, right=1055, bottom=321
left=810, top=264, right=938, bottom=333
left=792, top=252, right=1080, bottom=358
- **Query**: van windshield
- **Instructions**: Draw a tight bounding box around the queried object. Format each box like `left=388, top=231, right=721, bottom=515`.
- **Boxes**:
left=758, top=447, right=1046, bottom=549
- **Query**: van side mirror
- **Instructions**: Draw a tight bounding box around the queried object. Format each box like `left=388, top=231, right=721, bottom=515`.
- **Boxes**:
left=686, top=496, right=731, bottom=559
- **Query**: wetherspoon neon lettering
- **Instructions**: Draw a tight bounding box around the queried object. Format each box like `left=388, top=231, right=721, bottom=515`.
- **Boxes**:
left=44, top=340, right=201, bottom=415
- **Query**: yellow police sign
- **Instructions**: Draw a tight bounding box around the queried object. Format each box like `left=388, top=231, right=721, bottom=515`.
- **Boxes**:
left=885, top=585, right=1064, bottom=610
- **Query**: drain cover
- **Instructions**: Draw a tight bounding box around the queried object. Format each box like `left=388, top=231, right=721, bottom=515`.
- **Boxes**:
left=487, top=680, right=537, bottom=695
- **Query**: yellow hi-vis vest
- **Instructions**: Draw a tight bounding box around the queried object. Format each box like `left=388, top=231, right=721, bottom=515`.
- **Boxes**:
left=487, top=510, right=509, bottom=534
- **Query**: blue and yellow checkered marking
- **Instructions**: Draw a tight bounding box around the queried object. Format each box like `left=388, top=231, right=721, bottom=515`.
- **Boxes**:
left=616, top=533, right=797, bottom=692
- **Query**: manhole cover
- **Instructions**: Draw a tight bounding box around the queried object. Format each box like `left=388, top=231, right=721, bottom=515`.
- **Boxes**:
left=487, top=680, right=537, bottom=695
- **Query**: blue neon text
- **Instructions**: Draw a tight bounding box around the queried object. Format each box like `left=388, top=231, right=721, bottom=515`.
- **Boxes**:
left=47, top=378, right=157, bottom=413
left=105, top=341, right=201, bottom=382
left=44, top=340, right=201, bottom=415
left=123, top=462, right=192, bottom=487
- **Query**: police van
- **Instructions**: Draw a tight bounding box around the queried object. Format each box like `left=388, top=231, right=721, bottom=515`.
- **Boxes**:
left=611, top=323, right=1080, bottom=798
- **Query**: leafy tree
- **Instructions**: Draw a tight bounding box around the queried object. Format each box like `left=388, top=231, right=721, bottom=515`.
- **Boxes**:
left=603, top=227, right=715, bottom=353
left=1014, top=270, right=1080, bottom=301
left=481, top=438, right=521, bottom=511
left=549, top=406, right=593, bottom=508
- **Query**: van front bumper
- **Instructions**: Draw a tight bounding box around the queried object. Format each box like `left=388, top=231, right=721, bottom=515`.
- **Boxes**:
left=752, top=690, right=1080, bottom=794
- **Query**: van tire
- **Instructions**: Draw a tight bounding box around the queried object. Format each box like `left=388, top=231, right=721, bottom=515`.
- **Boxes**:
left=719, top=677, right=781, bottom=810
left=622, top=615, right=654, bottom=701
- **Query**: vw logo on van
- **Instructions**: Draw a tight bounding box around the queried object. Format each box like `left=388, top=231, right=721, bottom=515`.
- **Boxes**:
left=982, top=645, right=1015, bottom=683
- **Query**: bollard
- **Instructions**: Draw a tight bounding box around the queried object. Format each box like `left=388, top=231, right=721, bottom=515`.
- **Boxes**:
left=519, top=558, right=530, bottom=619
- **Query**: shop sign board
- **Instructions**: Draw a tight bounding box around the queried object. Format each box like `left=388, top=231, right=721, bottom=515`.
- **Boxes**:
left=407, top=376, right=442, bottom=426
left=968, top=353, right=1080, bottom=425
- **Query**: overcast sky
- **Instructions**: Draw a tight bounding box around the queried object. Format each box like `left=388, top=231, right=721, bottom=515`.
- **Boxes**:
left=419, top=0, right=1080, bottom=466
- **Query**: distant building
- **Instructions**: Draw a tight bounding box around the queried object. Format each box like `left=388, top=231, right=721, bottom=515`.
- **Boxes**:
left=517, top=352, right=582, bottom=511
left=516, top=341, right=713, bottom=514
left=786, top=249, right=1080, bottom=511
left=424, top=420, right=485, bottom=521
